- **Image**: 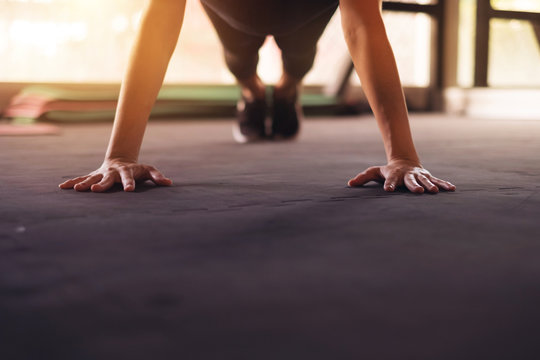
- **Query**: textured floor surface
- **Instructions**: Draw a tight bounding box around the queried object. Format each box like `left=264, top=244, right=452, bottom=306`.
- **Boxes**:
left=1, top=114, right=540, bottom=359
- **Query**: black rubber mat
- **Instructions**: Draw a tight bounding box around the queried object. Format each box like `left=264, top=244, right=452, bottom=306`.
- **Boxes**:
left=1, top=115, right=540, bottom=359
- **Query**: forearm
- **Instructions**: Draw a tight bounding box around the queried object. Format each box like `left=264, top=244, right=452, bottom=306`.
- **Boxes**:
left=341, top=2, right=419, bottom=163
left=105, top=0, right=186, bottom=162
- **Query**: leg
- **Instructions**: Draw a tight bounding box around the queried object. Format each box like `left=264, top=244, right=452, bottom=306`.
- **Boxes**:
left=201, top=2, right=266, bottom=101
left=236, top=74, right=266, bottom=102
left=271, top=5, right=338, bottom=138
left=201, top=2, right=270, bottom=142
left=273, top=5, right=338, bottom=98
left=274, top=72, right=301, bottom=102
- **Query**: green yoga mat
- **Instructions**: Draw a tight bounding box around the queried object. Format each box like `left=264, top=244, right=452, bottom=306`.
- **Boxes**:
left=17, top=84, right=242, bottom=102
left=10, top=85, right=340, bottom=123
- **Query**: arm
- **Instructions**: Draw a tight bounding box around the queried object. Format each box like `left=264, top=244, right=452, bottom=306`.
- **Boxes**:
left=60, top=0, right=187, bottom=192
left=340, top=0, right=455, bottom=193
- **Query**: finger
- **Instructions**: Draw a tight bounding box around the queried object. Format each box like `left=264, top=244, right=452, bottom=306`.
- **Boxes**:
left=59, top=175, right=90, bottom=189
left=119, top=167, right=135, bottom=192
left=348, top=167, right=382, bottom=187
left=90, top=174, right=116, bottom=193
left=383, top=173, right=400, bottom=192
left=73, top=174, right=103, bottom=192
left=148, top=168, right=173, bottom=186
left=403, top=173, right=424, bottom=194
left=417, top=174, right=439, bottom=193
left=429, top=176, right=456, bottom=192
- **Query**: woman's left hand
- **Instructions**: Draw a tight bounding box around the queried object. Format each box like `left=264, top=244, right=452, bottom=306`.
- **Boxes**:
left=348, top=159, right=456, bottom=194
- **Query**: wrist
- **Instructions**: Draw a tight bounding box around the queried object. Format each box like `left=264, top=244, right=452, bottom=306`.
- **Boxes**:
left=103, top=155, right=137, bottom=164
left=387, top=156, right=421, bottom=166
left=104, top=149, right=138, bottom=164
left=386, top=147, right=420, bottom=165
left=383, top=137, right=419, bottom=165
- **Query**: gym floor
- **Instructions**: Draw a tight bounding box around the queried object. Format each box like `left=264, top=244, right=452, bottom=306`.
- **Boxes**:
left=1, top=114, right=540, bottom=359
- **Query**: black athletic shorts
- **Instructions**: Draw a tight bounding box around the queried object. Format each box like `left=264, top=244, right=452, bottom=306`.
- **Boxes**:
left=200, top=0, right=339, bottom=79
left=200, top=0, right=339, bottom=37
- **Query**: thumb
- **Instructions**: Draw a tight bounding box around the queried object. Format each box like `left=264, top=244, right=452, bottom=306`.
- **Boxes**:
left=348, top=166, right=382, bottom=187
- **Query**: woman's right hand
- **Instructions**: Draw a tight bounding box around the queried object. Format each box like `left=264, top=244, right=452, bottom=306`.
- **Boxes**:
left=58, top=159, right=172, bottom=192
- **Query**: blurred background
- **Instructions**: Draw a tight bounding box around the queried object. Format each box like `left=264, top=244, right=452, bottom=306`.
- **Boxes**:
left=1, top=3, right=540, bottom=357
left=0, top=0, right=539, bottom=121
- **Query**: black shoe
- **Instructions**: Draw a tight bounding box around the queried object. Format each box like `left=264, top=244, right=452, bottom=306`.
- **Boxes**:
left=271, top=89, right=301, bottom=140
left=233, top=96, right=267, bottom=143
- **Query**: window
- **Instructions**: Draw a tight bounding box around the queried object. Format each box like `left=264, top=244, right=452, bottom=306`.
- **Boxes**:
left=0, top=0, right=435, bottom=87
left=458, top=0, right=540, bottom=87
left=491, top=0, right=540, bottom=12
